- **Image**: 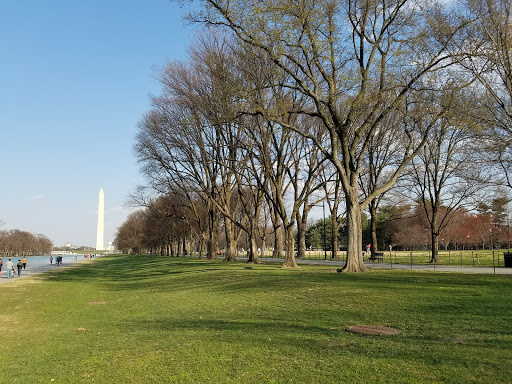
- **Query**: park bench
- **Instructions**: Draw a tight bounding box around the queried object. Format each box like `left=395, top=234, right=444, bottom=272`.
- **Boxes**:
left=368, top=252, right=384, bottom=263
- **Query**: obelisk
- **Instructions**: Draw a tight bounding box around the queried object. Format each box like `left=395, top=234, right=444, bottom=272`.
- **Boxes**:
left=96, top=187, right=104, bottom=250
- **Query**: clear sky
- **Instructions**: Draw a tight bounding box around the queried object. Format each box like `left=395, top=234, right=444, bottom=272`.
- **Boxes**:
left=0, top=0, right=196, bottom=247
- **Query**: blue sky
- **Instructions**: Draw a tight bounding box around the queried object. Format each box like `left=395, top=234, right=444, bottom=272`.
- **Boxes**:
left=0, top=0, right=196, bottom=247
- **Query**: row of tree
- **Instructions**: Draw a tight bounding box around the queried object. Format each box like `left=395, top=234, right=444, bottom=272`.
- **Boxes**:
left=0, top=230, right=53, bottom=256
left=117, top=0, right=512, bottom=271
left=115, top=189, right=511, bottom=257
left=306, top=197, right=511, bottom=252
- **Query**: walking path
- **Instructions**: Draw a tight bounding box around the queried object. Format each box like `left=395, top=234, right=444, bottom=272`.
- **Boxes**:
left=0, top=257, right=93, bottom=285
left=241, top=256, right=512, bottom=275
left=0, top=255, right=509, bottom=285
left=362, top=260, right=512, bottom=274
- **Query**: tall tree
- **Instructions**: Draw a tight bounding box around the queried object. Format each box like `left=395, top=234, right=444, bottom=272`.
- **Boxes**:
left=463, top=0, right=512, bottom=189
left=136, top=34, right=249, bottom=260
left=405, top=103, right=480, bottom=262
left=115, top=210, right=148, bottom=254
left=358, top=110, right=409, bottom=254
left=191, top=0, right=470, bottom=271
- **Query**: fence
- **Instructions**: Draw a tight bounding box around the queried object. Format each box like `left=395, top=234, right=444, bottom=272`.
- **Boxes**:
left=185, top=249, right=511, bottom=273
left=292, top=249, right=509, bottom=267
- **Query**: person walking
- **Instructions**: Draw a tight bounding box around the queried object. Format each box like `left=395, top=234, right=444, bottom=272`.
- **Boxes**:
left=6, top=259, right=14, bottom=279
left=50, top=255, right=53, bottom=264
left=17, top=260, right=23, bottom=277
left=0, top=258, right=3, bottom=274
left=22, top=257, right=27, bottom=270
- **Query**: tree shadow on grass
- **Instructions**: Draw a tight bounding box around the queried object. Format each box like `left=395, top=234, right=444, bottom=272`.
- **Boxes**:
left=38, top=255, right=512, bottom=313
left=116, top=315, right=512, bottom=368
left=38, top=255, right=317, bottom=294
left=114, top=316, right=438, bottom=365
left=40, top=255, right=223, bottom=283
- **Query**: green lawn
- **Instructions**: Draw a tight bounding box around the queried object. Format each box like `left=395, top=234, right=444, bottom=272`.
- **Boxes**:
left=298, top=249, right=510, bottom=267
left=0, top=255, right=511, bottom=383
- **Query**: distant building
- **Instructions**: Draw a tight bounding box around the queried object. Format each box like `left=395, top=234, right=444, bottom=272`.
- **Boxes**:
left=51, top=250, right=74, bottom=255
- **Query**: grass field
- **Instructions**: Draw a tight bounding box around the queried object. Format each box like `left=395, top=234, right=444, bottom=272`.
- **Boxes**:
left=0, top=255, right=511, bottom=383
left=296, top=249, right=511, bottom=267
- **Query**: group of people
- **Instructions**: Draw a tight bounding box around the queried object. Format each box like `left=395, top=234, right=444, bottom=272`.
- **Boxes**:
left=49, top=255, right=63, bottom=265
left=0, top=257, right=28, bottom=278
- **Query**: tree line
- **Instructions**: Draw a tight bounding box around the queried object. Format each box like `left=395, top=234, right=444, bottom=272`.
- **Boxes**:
left=306, top=196, right=511, bottom=252
left=0, top=229, right=53, bottom=256
left=115, top=0, right=512, bottom=271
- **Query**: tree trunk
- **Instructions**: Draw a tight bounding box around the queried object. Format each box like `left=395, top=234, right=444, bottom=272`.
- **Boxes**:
left=431, top=232, right=439, bottom=263
left=259, top=239, right=265, bottom=262
left=199, top=237, right=206, bottom=259
left=248, top=236, right=260, bottom=263
left=282, top=225, right=297, bottom=267
left=331, top=215, right=338, bottom=259
left=430, top=208, right=439, bottom=263
left=370, top=200, right=378, bottom=254
left=342, top=192, right=368, bottom=272
left=247, top=232, right=261, bottom=264
left=297, top=211, right=307, bottom=259
left=207, top=208, right=218, bottom=260
left=273, top=217, right=284, bottom=258
left=224, top=216, right=237, bottom=261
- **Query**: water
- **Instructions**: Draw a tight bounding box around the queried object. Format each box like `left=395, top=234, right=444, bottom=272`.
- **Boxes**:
left=0, top=254, right=98, bottom=267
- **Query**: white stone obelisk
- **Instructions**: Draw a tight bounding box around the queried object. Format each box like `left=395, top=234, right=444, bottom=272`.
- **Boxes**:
left=96, top=187, right=105, bottom=250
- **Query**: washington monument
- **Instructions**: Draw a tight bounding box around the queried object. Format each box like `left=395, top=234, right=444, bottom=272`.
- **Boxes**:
left=96, top=187, right=104, bottom=250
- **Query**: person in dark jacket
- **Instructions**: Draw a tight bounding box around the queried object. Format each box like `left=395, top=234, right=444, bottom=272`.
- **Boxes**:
left=17, top=260, right=23, bottom=277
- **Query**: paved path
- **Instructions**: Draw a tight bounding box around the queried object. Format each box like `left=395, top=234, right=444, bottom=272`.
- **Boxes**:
left=0, top=257, right=93, bottom=285
left=0, top=255, right=509, bottom=284
left=239, top=256, right=512, bottom=275
left=361, top=260, right=512, bottom=274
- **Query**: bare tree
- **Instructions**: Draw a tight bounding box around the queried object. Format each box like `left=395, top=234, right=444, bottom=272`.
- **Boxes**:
left=0, top=229, right=53, bottom=256
left=144, top=194, right=190, bottom=256
left=115, top=210, right=147, bottom=254
left=405, top=107, right=480, bottom=262
left=136, top=34, right=248, bottom=260
left=190, top=0, right=470, bottom=271
left=316, top=164, right=343, bottom=259
left=358, top=110, right=410, bottom=254
left=462, top=0, right=512, bottom=189
left=237, top=48, right=329, bottom=267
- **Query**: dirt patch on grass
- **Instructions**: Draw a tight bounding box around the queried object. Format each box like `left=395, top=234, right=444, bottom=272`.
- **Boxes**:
left=0, top=315, right=16, bottom=322
left=87, top=301, right=106, bottom=305
left=0, top=315, right=22, bottom=334
left=348, top=324, right=401, bottom=336
left=14, top=278, right=42, bottom=285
